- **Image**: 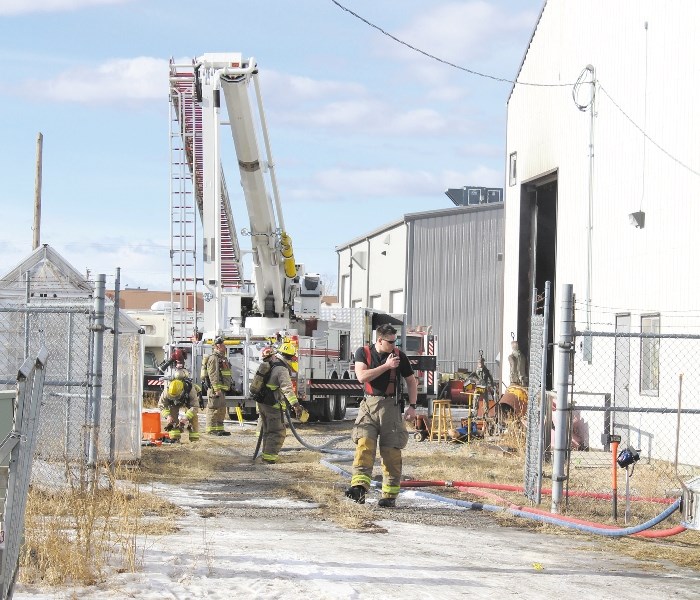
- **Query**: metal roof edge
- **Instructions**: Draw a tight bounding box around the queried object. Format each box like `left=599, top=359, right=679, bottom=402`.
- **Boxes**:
left=404, top=202, right=503, bottom=223
left=508, top=0, right=549, bottom=104
left=335, top=217, right=406, bottom=252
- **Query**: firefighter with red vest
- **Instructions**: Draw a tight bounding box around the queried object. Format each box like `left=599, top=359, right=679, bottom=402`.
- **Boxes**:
left=345, top=323, right=418, bottom=507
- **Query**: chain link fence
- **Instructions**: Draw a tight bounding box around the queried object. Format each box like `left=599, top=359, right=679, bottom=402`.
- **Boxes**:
left=524, top=284, right=700, bottom=514
left=568, top=328, right=700, bottom=497
left=0, top=289, right=142, bottom=491
left=0, top=349, right=47, bottom=600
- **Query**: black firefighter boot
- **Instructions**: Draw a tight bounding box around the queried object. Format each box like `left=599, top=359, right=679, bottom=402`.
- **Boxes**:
left=344, top=485, right=366, bottom=504
left=378, top=497, right=396, bottom=508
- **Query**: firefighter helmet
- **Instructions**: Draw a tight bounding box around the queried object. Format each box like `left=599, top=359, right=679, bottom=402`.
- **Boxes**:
left=261, top=346, right=275, bottom=360
left=167, top=379, right=184, bottom=398
left=278, top=342, right=297, bottom=357
left=214, top=336, right=225, bottom=345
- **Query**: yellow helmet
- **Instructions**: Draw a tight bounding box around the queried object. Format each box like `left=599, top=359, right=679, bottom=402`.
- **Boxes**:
left=278, top=342, right=297, bottom=357
left=167, top=379, right=184, bottom=398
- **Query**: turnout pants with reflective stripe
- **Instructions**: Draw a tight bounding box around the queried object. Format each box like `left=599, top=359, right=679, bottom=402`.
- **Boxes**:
left=257, top=402, right=286, bottom=463
left=351, top=395, right=409, bottom=499
left=206, top=391, right=227, bottom=433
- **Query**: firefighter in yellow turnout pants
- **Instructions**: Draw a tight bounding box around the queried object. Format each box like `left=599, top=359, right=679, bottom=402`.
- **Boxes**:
left=157, top=378, right=201, bottom=442
left=346, top=324, right=418, bottom=507
left=256, top=343, right=303, bottom=464
left=206, top=337, right=232, bottom=436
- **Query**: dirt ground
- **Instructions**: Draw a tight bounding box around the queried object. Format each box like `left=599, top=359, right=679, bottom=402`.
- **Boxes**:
left=124, top=407, right=700, bottom=598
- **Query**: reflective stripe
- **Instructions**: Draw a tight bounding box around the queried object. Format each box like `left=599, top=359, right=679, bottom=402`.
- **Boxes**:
left=351, top=474, right=372, bottom=488
left=261, top=452, right=278, bottom=463
left=382, top=484, right=400, bottom=495
left=185, top=410, right=195, bottom=420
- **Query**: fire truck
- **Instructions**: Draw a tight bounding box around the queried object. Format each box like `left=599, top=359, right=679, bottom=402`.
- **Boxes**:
left=398, top=325, right=439, bottom=404
left=166, top=53, right=430, bottom=421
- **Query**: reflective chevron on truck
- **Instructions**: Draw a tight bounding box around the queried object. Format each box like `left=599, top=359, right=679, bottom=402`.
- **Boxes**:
left=305, top=379, right=365, bottom=397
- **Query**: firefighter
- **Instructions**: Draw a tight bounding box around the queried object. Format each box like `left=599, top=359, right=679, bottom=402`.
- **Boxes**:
left=157, top=378, right=200, bottom=442
left=256, top=342, right=304, bottom=464
left=206, top=337, right=232, bottom=436
left=345, top=323, right=418, bottom=508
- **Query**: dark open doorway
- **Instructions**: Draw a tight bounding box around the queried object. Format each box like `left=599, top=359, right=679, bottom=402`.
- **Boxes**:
left=516, top=174, right=558, bottom=389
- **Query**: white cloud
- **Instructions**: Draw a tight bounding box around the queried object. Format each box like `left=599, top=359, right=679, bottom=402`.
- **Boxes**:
left=260, top=70, right=367, bottom=103
left=377, top=1, right=538, bottom=97
left=19, top=57, right=168, bottom=104
left=0, top=0, right=133, bottom=15
left=263, top=71, right=465, bottom=136
left=388, top=1, right=536, bottom=65
left=288, top=166, right=493, bottom=201
left=286, top=164, right=503, bottom=202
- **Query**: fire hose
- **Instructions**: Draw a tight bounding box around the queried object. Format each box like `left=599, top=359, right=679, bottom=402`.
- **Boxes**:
left=252, top=405, right=354, bottom=461
left=320, top=461, right=685, bottom=538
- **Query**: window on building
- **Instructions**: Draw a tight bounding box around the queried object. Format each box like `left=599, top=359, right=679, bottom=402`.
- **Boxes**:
left=369, top=294, right=381, bottom=309
left=389, top=290, right=404, bottom=314
left=640, top=314, right=660, bottom=396
left=509, top=152, right=517, bottom=186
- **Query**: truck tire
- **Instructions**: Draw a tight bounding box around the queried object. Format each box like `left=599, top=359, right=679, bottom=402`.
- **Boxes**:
left=334, top=395, right=347, bottom=420
left=320, top=396, right=336, bottom=423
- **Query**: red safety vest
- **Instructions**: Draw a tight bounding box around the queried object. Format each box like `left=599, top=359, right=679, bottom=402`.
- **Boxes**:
left=363, top=345, right=397, bottom=396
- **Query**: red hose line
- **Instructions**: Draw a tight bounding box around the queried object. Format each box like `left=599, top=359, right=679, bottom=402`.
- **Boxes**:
left=400, top=479, right=674, bottom=504
left=455, top=486, right=686, bottom=538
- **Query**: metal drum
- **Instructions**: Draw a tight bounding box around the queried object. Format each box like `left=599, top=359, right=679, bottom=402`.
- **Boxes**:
left=505, top=385, right=528, bottom=403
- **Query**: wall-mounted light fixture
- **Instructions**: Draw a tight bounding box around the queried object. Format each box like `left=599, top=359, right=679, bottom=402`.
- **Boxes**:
left=629, top=211, right=645, bottom=229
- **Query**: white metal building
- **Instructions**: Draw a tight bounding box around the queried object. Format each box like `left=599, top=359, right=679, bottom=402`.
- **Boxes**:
left=503, top=0, right=700, bottom=464
left=504, top=0, right=700, bottom=357
left=337, top=203, right=504, bottom=376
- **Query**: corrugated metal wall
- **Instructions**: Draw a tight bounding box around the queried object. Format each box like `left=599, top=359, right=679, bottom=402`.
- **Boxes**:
left=407, top=204, right=504, bottom=378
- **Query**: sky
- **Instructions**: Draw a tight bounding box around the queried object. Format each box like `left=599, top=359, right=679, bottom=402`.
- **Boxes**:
left=0, top=0, right=541, bottom=294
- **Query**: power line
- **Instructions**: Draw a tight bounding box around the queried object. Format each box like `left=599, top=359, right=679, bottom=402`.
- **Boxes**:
left=598, top=84, right=700, bottom=178
left=331, top=1, right=700, bottom=180
left=329, top=0, right=573, bottom=87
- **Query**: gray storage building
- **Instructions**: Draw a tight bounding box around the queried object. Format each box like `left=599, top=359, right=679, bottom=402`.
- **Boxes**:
left=337, top=202, right=504, bottom=379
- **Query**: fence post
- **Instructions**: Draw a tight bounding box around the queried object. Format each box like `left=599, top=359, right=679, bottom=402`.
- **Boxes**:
left=551, top=284, right=574, bottom=513
left=535, top=281, right=551, bottom=504
left=87, top=274, right=106, bottom=486
left=109, top=268, right=121, bottom=476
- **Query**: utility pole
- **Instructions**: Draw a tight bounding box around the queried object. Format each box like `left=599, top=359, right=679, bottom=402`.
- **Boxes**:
left=32, top=132, right=43, bottom=250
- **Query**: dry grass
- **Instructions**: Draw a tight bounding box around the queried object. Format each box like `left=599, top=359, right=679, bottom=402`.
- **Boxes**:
left=19, top=465, right=184, bottom=586
left=402, top=433, right=700, bottom=570
left=142, top=391, right=159, bottom=408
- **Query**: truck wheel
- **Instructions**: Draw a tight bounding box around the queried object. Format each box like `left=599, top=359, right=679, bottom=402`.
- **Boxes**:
left=334, top=395, right=347, bottom=420
left=320, top=396, right=336, bottom=423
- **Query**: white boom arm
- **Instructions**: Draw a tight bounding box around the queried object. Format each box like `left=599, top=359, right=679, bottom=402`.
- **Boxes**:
left=197, top=53, right=297, bottom=334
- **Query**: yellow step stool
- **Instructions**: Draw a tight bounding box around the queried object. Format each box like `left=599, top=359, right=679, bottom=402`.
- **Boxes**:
left=430, top=400, right=454, bottom=442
